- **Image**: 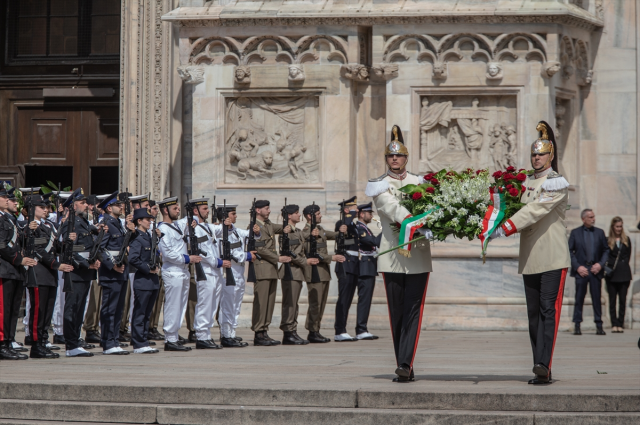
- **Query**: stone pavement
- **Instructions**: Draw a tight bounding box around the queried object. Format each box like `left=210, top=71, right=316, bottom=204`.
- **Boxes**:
left=0, top=328, right=638, bottom=424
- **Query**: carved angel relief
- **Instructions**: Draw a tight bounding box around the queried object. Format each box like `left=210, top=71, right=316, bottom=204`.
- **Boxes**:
left=224, top=96, right=320, bottom=184
left=419, top=96, right=517, bottom=173
left=177, top=65, right=205, bottom=85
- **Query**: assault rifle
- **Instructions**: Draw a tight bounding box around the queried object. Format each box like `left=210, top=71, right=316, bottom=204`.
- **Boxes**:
left=306, top=202, right=323, bottom=283
left=22, top=192, right=40, bottom=288
left=221, top=200, right=236, bottom=286
left=61, top=201, right=83, bottom=292
left=185, top=194, right=207, bottom=282
left=114, top=190, right=134, bottom=267
left=279, top=198, right=296, bottom=281
left=87, top=225, right=105, bottom=264
left=245, top=198, right=261, bottom=283
left=148, top=219, right=162, bottom=270
left=55, top=182, right=62, bottom=224
left=335, top=199, right=354, bottom=278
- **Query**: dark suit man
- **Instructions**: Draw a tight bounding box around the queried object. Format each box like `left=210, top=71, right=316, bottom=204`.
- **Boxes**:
left=568, top=209, right=609, bottom=335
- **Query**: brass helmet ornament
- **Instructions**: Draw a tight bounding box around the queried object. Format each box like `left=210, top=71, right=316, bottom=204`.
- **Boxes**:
left=385, top=125, right=409, bottom=160
left=531, top=120, right=558, bottom=171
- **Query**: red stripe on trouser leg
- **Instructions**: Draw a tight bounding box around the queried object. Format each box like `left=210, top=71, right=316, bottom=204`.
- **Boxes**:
left=0, top=278, right=4, bottom=340
left=381, top=273, right=398, bottom=366
left=32, top=288, right=40, bottom=342
left=409, top=273, right=430, bottom=368
left=548, top=268, right=567, bottom=371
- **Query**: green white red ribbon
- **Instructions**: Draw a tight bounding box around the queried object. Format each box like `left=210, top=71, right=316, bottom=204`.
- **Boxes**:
left=398, top=209, right=435, bottom=257
left=479, top=188, right=506, bottom=258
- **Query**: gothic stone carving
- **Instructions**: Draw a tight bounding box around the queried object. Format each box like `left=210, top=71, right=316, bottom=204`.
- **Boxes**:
left=225, top=96, right=320, bottom=184
left=486, top=62, right=503, bottom=80
left=542, top=61, right=561, bottom=78
left=371, top=63, right=399, bottom=81
left=234, top=66, right=251, bottom=84
left=177, top=65, right=205, bottom=84
left=288, top=64, right=305, bottom=82
left=341, top=64, right=369, bottom=82
left=419, top=96, right=517, bottom=173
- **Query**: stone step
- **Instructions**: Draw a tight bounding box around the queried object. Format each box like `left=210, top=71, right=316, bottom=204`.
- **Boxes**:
left=1, top=383, right=638, bottom=413
left=0, top=399, right=156, bottom=424
left=0, top=401, right=638, bottom=425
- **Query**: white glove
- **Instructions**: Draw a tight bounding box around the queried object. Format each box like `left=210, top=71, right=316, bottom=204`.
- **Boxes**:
left=490, top=227, right=505, bottom=239
left=417, top=228, right=433, bottom=240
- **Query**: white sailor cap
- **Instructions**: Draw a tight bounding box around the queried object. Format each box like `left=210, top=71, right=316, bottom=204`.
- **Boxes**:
left=130, top=193, right=150, bottom=203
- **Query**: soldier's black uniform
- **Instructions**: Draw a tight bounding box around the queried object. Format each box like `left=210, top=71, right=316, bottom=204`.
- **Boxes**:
left=98, top=192, right=136, bottom=351
left=352, top=214, right=382, bottom=336
left=333, top=197, right=360, bottom=338
left=59, top=189, right=100, bottom=352
left=0, top=190, right=27, bottom=359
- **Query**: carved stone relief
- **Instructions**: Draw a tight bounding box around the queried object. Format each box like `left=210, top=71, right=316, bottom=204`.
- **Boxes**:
left=177, top=65, right=205, bottom=84
left=542, top=61, right=561, bottom=78
left=188, top=35, right=348, bottom=66
left=419, top=95, right=517, bottom=173
left=341, top=64, right=370, bottom=82
left=382, top=33, right=547, bottom=77
left=288, top=64, right=305, bottom=82
left=234, top=66, right=251, bottom=84
left=486, top=62, right=503, bottom=80
left=224, top=96, right=320, bottom=184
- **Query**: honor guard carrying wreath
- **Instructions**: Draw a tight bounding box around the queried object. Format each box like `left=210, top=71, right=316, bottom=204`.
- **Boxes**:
left=490, top=121, right=571, bottom=385
left=365, top=125, right=433, bottom=383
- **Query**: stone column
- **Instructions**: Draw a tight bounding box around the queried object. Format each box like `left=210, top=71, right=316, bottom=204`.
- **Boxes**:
left=120, top=0, right=180, bottom=200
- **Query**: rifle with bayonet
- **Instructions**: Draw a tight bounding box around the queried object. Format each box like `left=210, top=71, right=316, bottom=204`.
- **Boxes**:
left=113, top=189, right=134, bottom=267
left=185, top=194, right=207, bottom=282
left=22, top=192, right=40, bottom=288
left=306, top=202, right=323, bottom=283
left=221, top=200, right=236, bottom=286
left=279, top=198, right=296, bottom=281
left=246, top=198, right=261, bottom=283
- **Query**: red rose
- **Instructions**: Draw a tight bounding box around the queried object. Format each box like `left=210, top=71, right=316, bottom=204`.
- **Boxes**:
left=506, top=166, right=516, bottom=172
left=492, top=171, right=503, bottom=178
left=412, top=192, right=423, bottom=200
left=503, top=173, right=515, bottom=181
left=431, top=178, right=440, bottom=186
left=516, top=173, right=526, bottom=181
left=424, top=173, right=435, bottom=180
left=508, top=188, right=519, bottom=197
left=426, top=187, right=435, bottom=194
left=506, top=184, right=513, bottom=190
left=476, top=169, right=484, bottom=175
left=521, top=186, right=526, bottom=193
left=446, top=171, right=456, bottom=176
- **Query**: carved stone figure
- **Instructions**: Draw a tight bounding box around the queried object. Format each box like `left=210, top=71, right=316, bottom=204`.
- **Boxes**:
left=234, top=66, right=251, bottom=84
left=177, top=65, right=205, bottom=84
left=542, top=61, right=561, bottom=78
left=237, top=151, right=274, bottom=180
left=486, top=62, right=503, bottom=80
left=432, top=62, right=447, bottom=80
left=420, top=97, right=453, bottom=162
left=371, top=63, right=399, bottom=81
left=224, top=96, right=320, bottom=184
left=505, top=125, right=517, bottom=166
left=490, top=124, right=510, bottom=170
left=288, top=65, right=305, bottom=82
left=458, top=118, right=484, bottom=161
left=578, top=69, right=593, bottom=86
left=341, top=64, right=369, bottom=81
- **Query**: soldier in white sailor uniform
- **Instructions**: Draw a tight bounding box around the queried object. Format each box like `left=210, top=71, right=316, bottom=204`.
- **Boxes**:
left=365, top=125, right=433, bottom=383
left=97, top=192, right=137, bottom=355
left=187, top=197, right=226, bottom=350
left=491, top=121, right=571, bottom=385
left=157, top=197, right=202, bottom=352
left=216, top=204, right=259, bottom=348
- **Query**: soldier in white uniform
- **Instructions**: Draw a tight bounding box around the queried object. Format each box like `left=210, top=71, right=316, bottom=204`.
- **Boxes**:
left=491, top=121, right=571, bottom=385
left=215, top=204, right=259, bottom=348
left=365, top=125, right=433, bottom=383
left=157, top=196, right=202, bottom=352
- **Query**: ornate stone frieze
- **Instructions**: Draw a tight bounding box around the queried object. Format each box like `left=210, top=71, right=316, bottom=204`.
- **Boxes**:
left=418, top=96, right=517, bottom=173
left=371, top=63, right=398, bottom=81
left=224, top=96, right=320, bottom=184
left=341, top=64, right=370, bottom=82
left=558, top=36, right=592, bottom=84
left=187, top=35, right=348, bottom=66
left=382, top=33, right=547, bottom=67
left=177, top=65, right=205, bottom=84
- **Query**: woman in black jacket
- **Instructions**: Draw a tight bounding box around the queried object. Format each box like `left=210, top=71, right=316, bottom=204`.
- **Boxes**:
left=606, top=217, right=632, bottom=333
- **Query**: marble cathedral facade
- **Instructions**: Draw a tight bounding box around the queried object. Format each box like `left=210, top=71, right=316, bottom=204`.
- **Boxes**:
left=119, top=0, right=640, bottom=330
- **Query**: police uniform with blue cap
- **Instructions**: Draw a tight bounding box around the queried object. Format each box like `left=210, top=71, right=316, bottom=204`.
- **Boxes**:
left=58, top=188, right=101, bottom=357
left=0, top=186, right=30, bottom=360
left=128, top=208, right=161, bottom=354
left=97, top=191, right=137, bottom=354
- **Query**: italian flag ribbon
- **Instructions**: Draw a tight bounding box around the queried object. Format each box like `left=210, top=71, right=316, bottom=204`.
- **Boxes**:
left=479, top=188, right=506, bottom=258
left=398, top=209, right=436, bottom=258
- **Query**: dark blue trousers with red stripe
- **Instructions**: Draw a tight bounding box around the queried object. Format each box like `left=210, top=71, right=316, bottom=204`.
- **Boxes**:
left=523, top=268, right=568, bottom=371
left=28, top=286, right=57, bottom=343
left=382, top=272, right=429, bottom=369
left=0, top=278, right=24, bottom=343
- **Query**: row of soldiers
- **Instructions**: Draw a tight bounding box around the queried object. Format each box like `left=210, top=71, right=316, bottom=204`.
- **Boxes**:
left=0, top=185, right=381, bottom=359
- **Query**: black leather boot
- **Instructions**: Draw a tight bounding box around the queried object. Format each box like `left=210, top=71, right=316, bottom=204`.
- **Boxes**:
left=573, top=323, right=581, bottom=335
left=30, top=342, right=57, bottom=359
left=263, top=332, right=281, bottom=346
left=307, top=331, right=330, bottom=343
left=291, top=331, right=309, bottom=345
left=596, top=325, right=606, bottom=335
left=282, top=331, right=306, bottom=345
left=254, top=332, right=272, bottom=346
left=0, top=341, right=22, bottom=360
left=164, top=341, right=192, bottom=351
